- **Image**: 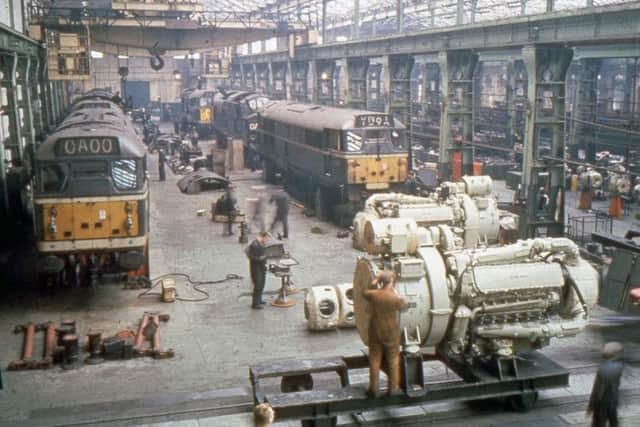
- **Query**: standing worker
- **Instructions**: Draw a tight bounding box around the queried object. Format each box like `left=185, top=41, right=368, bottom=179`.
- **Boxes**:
left=158, top=149, right=166, bottom=181
left=223, top=185, right=238, bottom=236
left=362, top=270, right=408, bottom=398
left=587, top=342, right=624, bottom=427
left=246, top=231, right=269, bottom=309
left=269, top=187, right=289, bottom=239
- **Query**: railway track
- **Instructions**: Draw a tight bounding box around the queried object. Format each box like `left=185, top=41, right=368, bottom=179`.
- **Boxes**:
left=23, top=360, right=639, bottom=427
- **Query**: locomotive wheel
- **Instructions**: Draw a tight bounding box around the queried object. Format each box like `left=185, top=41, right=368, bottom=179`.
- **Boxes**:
left=507, top=391, right=538, bottom=412
left=314, top=187, right=328, bottom=221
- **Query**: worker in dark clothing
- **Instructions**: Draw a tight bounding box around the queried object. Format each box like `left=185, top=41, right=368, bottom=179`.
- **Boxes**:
left=111, top=91, right=122, bottom=106
left=403, top=170, right=420, bottom=195
left=588, top=342, right=624, bottom=427
left=158, top=149, right=166, bottom=181
left=269, top=188, right=289, bottom=239
left=221, top=185, right=238, bottom=235
left=246, top=231, right=270, bottom=309
left=190, top=125, right=199, bottom=149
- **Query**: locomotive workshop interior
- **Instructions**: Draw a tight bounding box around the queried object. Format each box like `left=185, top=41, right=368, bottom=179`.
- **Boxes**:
left=2, top=1, right=640, bottom=426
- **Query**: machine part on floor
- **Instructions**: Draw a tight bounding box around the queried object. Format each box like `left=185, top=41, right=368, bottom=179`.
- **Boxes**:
left=56, top=320, right=77, bottom=346
left=304, top=286, right=339, bottom=330
left=85, top=331, right=104, bottom=365
left=353, top=226, right=599, bottom=367
left=102, top=336, right=125, bottom=361
left=133, top=312, right=151, bottom=356
left=150, top=314, right=174, bottom=359
left=161, top=279, right=176, bottom=303
left=352, top=175, right=509, bottom=251
left=62, top=334, right=82, bottom=370
left=238, top=221, right=248, bottom=244
left=38, top=322, right=56, bottom=369
left=334, top=283, right=355, bottom=328
left=8, top=323, right=37, bottom=371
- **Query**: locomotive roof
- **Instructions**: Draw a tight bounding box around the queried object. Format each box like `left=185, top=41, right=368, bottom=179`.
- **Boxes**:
left=187, top=89, right=216, bottom=99
left=58, top=109, right=130, bottom=130
left=37, top=120, right=144, bottom=161
left=260, top=101, right=406, bottom=131
left=72, top=90, right=116, bottom=104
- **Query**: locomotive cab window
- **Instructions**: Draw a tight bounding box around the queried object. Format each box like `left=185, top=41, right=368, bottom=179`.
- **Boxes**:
left=111, top=160, right=138, bottom=190
left=39, top=164, right=68, bottom=193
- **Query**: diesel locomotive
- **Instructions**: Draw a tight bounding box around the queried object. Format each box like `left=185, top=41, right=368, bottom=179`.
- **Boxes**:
left=33, top=93, right=149, bottom=287
left=257, top=101, right=409, bottom=223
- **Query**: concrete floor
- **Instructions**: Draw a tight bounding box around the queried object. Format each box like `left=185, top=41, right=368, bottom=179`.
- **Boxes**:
left=0, top=138, right=639, bottom=426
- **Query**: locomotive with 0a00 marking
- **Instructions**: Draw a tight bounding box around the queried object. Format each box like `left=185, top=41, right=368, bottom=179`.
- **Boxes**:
left=257, top=102, right=409, bottom=223
left=33, top=96, right=149, bottom=287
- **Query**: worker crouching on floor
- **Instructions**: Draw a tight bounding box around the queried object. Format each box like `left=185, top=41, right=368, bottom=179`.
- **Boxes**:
left=246, top=231, right=270, bottom=309
left=363, top=270, right=408, bottom=397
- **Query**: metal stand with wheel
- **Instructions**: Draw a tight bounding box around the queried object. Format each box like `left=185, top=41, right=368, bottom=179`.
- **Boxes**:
left=270, top=258, right=298, bottom=308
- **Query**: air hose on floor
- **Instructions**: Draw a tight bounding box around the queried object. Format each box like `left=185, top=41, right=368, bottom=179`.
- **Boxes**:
left=137, top=273, right=242, bottom=302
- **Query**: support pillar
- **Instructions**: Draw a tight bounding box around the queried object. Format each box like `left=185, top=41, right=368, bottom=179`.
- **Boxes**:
left=353, top=0, right=360, bottom=39
left=230, top=64, right=242, bottom=90
left=367, top=63, right=384, bottom=112
left=520, top=46, right=573, bottom=237
left=568, top=58, right=601, bottom=163
left=1, top=53, right=24, bottom=166
left=291, top=61, right=309, bottom=102
left=438, top=50, right=478, bottom=181
left=315, top=60, right=336, bottom=106
left=345, top=57, right=369, bottom=109
left=270, top=62, right=288, bottom=100
left=505, top=60, right=527, bottom=151
left=242, top=63, right=255, bottom=91
left=396, top=0, right=404, bottom=34
left=256, top=63, right=270, bottom=95
left=17, top=55, right=36, bottom=153
left=385, top=55, right=414, bottom=127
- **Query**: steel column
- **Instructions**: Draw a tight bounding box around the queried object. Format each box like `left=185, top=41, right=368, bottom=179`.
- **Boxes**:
left=270, top=62, right=288, bottom=100
left=438, top=50, right=478, bottom=180
left=256, top=63, right=270, bottom=95
left=568, top=58, right=601, bottom=163
left=520, top=45, right=573, bottom=237
left=2, top=53, right=24, bottom=165
left=291, top=61, right=309, bottom=102
left=386, top=55, right=414, bottom=128
left=315, top=60, right=336, bottom=106
left=505, top=60, right=527, bottom=149
left=345, top=57, right=368, bottom=109
left=17, top=55, right=36, bottom=154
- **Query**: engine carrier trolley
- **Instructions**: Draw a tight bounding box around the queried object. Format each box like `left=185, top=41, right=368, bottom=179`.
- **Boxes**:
left=250, top=350, right=569, bottom=426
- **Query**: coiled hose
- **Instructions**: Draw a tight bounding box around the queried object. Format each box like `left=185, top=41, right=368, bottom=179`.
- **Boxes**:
left=137, top=273, right=242, bottom=302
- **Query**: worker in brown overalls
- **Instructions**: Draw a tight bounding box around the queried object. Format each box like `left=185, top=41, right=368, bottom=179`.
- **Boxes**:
left=363, top=270, right=408, bottom=397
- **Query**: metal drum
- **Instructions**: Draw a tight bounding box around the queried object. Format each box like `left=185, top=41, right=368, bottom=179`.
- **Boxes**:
left=304, top=285, right=339, bottom=331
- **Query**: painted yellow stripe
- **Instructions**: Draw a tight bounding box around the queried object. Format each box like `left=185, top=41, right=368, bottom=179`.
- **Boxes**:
left=37, top=236, right=147, bottom=252
left=34, top=192, right=148, bottom=205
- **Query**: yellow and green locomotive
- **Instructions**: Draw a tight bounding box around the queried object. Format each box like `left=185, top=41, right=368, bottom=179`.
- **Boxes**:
left=34, top=96, right=149, bottom=287
left=257, top=102, right=409, bottom=224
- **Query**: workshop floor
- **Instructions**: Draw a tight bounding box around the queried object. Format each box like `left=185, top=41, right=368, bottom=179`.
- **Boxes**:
left=0, top=138, right=364, bottom=424
left=1, top=138, right=640, bottom=426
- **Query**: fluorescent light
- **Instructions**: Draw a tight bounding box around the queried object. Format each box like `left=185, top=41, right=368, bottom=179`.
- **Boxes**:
left=91, top=50, right=103, bottom=58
